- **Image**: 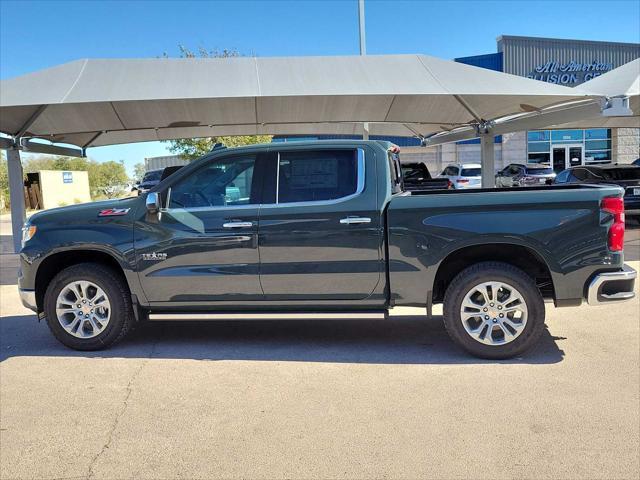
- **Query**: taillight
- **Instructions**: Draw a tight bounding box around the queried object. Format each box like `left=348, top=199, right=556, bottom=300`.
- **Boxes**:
left=457, top=179, right=469, bottom=183
left=601, top=196, right=625, bottom=251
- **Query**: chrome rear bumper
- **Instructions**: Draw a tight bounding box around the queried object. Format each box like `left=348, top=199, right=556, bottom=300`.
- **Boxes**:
left=587, top=265, right=637, bottom=305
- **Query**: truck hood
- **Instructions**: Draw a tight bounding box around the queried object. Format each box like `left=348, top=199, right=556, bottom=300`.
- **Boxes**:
left=28, top=196, right=142, bottom=225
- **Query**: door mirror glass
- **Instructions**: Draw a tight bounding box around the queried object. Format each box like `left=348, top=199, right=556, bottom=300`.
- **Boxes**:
left=146, top=192, right=159, bottom=213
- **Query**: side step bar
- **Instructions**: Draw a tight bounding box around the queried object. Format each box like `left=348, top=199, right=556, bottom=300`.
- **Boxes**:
left=148, top=312, right=387, bottom=321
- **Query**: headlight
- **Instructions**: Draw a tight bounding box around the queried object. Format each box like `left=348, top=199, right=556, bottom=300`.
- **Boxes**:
left=21, top=224, right=37, bottom=247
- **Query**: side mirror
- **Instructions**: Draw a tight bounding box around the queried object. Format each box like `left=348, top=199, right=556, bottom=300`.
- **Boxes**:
left=146, top=192, right=159, bottom=213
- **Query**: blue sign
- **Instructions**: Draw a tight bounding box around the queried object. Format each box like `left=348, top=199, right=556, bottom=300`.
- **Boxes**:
left=62, top=171, right=73, bottom=184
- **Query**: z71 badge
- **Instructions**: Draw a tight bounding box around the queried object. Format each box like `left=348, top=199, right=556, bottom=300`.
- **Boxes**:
left=142, top=252, right=167, bottom=261
left=98, top=208, right=130, bottom=217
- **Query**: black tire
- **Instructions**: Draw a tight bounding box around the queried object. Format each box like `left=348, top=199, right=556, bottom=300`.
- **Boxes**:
left=443, top=261, right=545, bottom=359
left=43, top=263, right=134, bottom=350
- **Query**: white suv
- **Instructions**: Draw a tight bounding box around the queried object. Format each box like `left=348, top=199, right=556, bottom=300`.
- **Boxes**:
left=438, top=163, right=482, bottom=189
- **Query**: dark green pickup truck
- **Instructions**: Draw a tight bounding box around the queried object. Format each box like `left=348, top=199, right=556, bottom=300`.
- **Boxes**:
left=18, top=140, right=636, bottom=358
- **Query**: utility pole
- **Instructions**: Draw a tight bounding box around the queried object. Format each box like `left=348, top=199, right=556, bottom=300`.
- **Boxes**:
left=358, top=0, right=366, bottom=55
left=359, top=0, right=369, bottom=140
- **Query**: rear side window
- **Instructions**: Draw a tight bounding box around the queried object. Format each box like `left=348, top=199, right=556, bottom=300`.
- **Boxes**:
left=277, top=149, right=359, bottom=203
left=461, top=168, right=481, bottom=176
left=600, top=168, right=640, bottom=181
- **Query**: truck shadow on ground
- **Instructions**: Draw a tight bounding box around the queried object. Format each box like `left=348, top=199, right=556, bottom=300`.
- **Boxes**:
left=0, top=314, right=565, bottom=365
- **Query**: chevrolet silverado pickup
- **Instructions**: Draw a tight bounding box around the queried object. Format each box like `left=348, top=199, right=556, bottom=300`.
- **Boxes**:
left=18, top=140, right=637, bottom=359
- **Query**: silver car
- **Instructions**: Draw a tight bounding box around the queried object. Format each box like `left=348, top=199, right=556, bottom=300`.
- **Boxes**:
left=495, top=163, right=556, bottom=187
left=438, top=163, right=482, bottom=189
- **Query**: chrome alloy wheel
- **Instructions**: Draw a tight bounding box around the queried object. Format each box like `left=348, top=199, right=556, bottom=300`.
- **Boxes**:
left=459, top=281, right=528, bottom=346
left=55, top=281, right=111, bottom=339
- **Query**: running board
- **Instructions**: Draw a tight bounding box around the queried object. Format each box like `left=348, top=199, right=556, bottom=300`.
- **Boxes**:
left=148, top=312, right=387, bottom=321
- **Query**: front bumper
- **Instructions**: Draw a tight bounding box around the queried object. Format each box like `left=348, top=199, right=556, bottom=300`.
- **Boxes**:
left=19, top=289, right=37, bottom=312
left=587, top=265, right=637, bottom=305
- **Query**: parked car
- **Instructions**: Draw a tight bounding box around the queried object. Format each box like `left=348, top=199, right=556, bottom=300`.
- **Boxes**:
left=495, top=163, right=556, bottom=187
left=19, top=140, right=636, bottom=359
left=134, top=169, right=163, bottom=193
left=554, top=164, right=640, bottom=222
left=133, top=166, right=185, bottom=194
left=438, top=163, right=482, bottom=189
left=401, top=162, right=452, bottom=191
left=632, top=158, right=640, bottom=166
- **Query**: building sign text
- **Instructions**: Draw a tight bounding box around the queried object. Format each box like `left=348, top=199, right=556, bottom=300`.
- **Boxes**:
left=528, top=60, right=613, bottom=85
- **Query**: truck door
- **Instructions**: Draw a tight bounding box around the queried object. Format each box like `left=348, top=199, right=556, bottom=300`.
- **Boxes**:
left=135, top=152, right=265, bottom=304
left=258, top=146, right=383, bottom=301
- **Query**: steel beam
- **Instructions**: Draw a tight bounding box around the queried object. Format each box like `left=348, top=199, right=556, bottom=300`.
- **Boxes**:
left=480, top=134, right=496, bottom=188
left=6, top=149, right=25, bottom=253
left=424, top=100, right=603, bottom=147
left=20, top=139, right=84, bottom=157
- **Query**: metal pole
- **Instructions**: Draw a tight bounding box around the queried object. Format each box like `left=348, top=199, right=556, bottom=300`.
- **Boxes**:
left=359, top=0, right=369, bottom=139
left=480, top=134, right=496, bottom=188
left=358, top=0, right=366, bottom=55
left=6, top=148, right=25, bottom=252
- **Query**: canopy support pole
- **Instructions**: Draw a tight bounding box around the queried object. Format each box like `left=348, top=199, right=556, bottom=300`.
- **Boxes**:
left=480, top=133, right=495, bottom=188
left=6, top=148, right=25, bottom=253
left=362, top=122, right=369, bottom=140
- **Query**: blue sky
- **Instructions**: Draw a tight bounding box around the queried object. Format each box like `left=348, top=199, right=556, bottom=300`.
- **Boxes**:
left=2, top=0, right=639, bottom=175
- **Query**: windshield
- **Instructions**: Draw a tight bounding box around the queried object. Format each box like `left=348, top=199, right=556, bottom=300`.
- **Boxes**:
left=461, top=168, right=481, bottom=176
left=142, top=170, right=162, bottom=182
left=600, top=168, right=640, bottom=181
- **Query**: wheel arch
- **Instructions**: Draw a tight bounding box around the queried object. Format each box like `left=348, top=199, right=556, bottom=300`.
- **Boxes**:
left=34, top=250, right=130, bottom=312
left=432, top=243, right=555, bottom=303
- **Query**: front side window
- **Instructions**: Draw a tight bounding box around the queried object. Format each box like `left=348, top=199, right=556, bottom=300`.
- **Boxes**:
left=276, top=149, right=359, bottom=204
left=168, top=155, right=256, bottom=209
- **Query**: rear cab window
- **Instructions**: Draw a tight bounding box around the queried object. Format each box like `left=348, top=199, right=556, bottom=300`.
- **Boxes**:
left=387, top=146, right=404, bottom=194
left=277, top=149, right=359, bottom=203
left=263, top=148, right=365, bottom=204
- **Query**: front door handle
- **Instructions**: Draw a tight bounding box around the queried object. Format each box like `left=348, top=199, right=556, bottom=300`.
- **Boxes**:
left=222, top=221, right=254, bottom=229
left=339, top=217, right=371, bottom=225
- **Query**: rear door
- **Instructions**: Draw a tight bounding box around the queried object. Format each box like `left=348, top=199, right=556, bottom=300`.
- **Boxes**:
left=257, top=146, right=383, bottom=301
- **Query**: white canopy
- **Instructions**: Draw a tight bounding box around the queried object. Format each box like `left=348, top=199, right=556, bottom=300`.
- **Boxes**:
left=552, top=57, right=639, bottom=129
left=425, top=58, right=639, bottom=146
left=0, top=54, right=597, bottom=149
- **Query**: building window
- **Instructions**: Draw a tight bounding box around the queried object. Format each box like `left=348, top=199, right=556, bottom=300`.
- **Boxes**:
left=527, top=128, right=611, bottom=165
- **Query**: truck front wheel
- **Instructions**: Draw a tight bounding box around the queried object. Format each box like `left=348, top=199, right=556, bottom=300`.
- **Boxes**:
left=43, top=263, right=135, bottom=350
left=443, top=262, right=545, bottom=359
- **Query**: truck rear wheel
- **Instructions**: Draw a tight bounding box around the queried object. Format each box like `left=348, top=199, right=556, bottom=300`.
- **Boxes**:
left=443, top=262, right=545, bottom=359
left=43, top=263, right=134, bottom=350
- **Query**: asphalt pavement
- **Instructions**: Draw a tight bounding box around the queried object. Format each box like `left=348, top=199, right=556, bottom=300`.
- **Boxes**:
left=1, top=213, right=639, bottom=479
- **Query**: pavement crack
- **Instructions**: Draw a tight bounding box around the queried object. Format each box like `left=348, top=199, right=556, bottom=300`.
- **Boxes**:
left=85, top=334, right=161, bottom=480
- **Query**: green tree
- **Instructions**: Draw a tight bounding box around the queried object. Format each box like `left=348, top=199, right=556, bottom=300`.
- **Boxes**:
left=133, top=162, right=146, bottom=182
left=162, top=45, right=272, bottom=159
left=88, top=160, right=129, bottom=198
left=0, top=152, right=8, bottom=210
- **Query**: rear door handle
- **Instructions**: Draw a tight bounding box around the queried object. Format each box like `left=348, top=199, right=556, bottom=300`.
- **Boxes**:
left=339, top=217, right=371, bottom=225
left=222, top=221, right=254, bottom=229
